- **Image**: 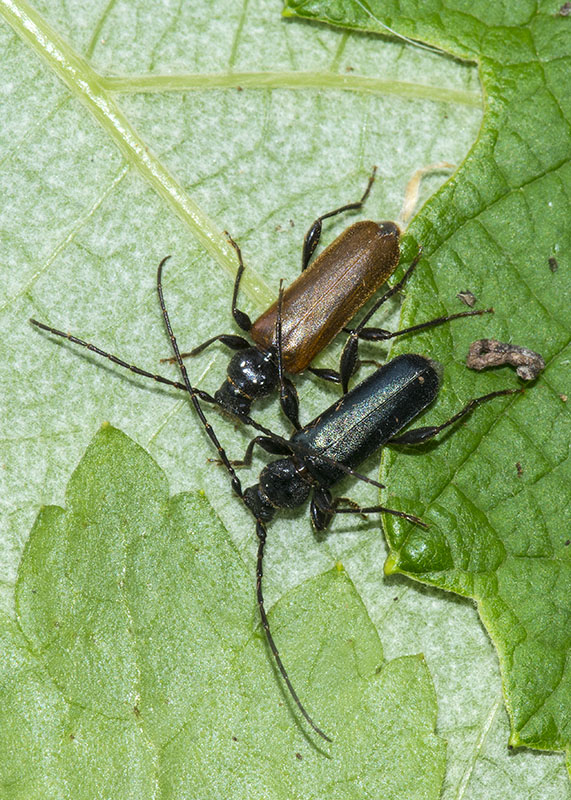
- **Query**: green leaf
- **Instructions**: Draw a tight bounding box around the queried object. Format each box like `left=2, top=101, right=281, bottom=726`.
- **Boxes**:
left=285, top=0, right=571, bottom=766
left=3, top=425, right=446, bottom=798
left=1, top=0, right=570, bottom=795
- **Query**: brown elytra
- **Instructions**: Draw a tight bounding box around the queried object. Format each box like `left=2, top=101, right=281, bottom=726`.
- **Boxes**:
left=250, top=220, right=400, bottom=373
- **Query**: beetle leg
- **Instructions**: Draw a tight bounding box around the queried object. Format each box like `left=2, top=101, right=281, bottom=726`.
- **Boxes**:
left=160, top=332, right=250, bottom=363
left=301, top=167, right=377, bottom=271
left=357, top=309, right=493, bottom=343
left=225, top=230, right=253, bottom=331
left=280, top=377, right=301, bottom=430
left=336, top=245, right=424, bottom=391
left=331, top=496, right=368, bottom=520
left=339, top=333, right=360, bottom=393
left=389, top=388, right=522, bottom=445
left=356, top=358, right=384, bottom=369
left=331, top=500, right=427, bottom=528
left=310, top=487, right=335, bottom=531
left=348, top=245, right=424, bottom=335
left=311, top=491, right=406, bottom=530
left=310, top=359, right=384, bottom=388
left=211, top=435, right=292, bottom=467
left=306, top=366, right=342, bottom=384
left=161, top=228, right=254, bottom=364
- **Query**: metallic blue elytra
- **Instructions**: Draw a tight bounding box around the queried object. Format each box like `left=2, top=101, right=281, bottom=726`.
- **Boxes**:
left=294, top=354, right=441, bottom=485
left=244, top=354, right=441, bottom=520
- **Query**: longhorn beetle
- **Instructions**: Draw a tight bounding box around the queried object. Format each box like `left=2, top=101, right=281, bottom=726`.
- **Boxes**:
left=30, top=244, right=518, bottom=742
left=162, top=168, right=489, bottom=428
left=156, top=262, right=519, bottom=741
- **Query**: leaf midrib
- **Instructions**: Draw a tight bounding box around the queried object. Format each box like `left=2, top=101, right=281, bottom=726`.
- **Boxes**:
left=0, top=0, right=481, bottom=314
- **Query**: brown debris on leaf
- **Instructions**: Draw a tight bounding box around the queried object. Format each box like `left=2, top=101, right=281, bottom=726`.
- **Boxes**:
left=466, top=339, right=545, bottom=381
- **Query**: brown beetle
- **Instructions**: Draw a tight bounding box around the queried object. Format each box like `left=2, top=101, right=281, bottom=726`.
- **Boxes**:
left=250, top=219, right=400, bottom=374
left=169, top=170, right=409, bottom=429
left=164, top=169, right=487, bottom=429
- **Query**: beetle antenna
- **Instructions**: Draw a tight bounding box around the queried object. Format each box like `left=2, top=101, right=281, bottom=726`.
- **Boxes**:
left=156, top=257, right=332, bottom=743
left=157, top=257, right=245, bottom=499
left=255, top=520, right=332, bottom=742
left=276, top=279, right=288, bottom=417
left=31, top=279, right=334, bottom=741
left=273, top=277, right=302, bottom=430
left=28, top=317, right=388, bottom=494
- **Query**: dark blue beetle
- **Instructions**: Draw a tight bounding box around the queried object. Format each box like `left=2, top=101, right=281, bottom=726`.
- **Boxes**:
left=30, top=260, right=518, bottom=745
